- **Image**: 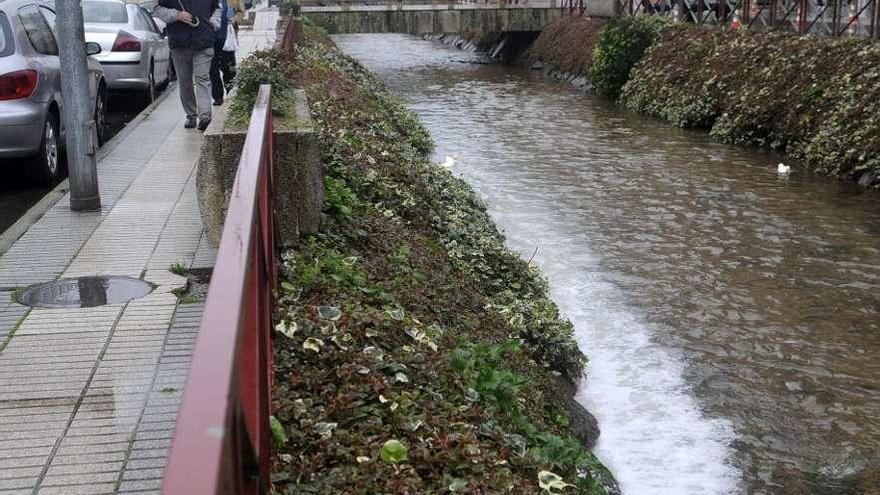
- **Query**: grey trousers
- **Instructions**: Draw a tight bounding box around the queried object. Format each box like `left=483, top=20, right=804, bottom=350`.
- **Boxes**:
left=171, top=47, right=214, bottom=121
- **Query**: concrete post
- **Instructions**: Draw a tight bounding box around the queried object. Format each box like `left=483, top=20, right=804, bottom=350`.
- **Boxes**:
left=56, top=0, right=101, bottom=211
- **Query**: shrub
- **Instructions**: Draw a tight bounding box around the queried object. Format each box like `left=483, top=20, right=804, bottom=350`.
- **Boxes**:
left=589, top=16, right=668, bottom=99
left=523, top=16, right=607, bottom=75
left=230, top=49, right=295, bottom=123
left=621, top=26, right=880, bottom=181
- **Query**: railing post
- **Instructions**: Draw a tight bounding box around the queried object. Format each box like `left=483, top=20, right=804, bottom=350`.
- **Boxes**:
left=769, top=0, right=776, bottom=27
left=798, top=0, right=806, bottom=33
left=832, top=0, right=840, bottom=34
left=848, top=0, right=858, bottom=35
left=871, top=0, right=880, bottom=40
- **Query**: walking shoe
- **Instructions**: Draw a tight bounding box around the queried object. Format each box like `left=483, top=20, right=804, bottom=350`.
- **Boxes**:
left=197, top=118, right=212, bottom=132
left=184, top=117, right=197, bottom=129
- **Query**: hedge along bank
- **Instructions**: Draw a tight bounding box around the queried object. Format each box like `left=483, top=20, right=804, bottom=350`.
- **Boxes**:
left=622, top=25, right=880, bottom=185
left=236, top=27, right=620, bottom=494
left=523, top=15, right=880, bottom=186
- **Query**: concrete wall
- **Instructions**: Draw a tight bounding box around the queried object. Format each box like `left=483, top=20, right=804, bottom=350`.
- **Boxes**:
left=586, top=0, right=618, bottom=18
left=305, top=7, right=562, bottom=34
left=197, top=89, right=323, bottom=249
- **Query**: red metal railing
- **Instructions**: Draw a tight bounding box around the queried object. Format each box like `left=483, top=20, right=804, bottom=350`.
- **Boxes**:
left=162, top=85, right=277, bottom=495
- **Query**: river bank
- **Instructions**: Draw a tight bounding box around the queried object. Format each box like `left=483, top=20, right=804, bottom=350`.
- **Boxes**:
left=265, top=26, right=619, bottom=494
left=443, top=16, right=880, bottom=187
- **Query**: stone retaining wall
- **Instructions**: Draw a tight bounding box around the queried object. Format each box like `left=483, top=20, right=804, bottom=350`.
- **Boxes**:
left=196, top=89, right=324, bottom=249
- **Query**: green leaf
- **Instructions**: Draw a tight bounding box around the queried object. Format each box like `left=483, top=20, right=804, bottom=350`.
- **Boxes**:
left=448, top=478, right=467, bottom=492
left=318, top=306, right=342, bottom=321
left=275, top=320, right=298, bottom=339
left=269, top=416, right=288, bottom=446
left=303, top=337, right=324, bottom=353
left=379, top=439, right=408, bottom=463
left=314, top=422, right=337, bottom=440
left=537, top=470, right=575, bottom=493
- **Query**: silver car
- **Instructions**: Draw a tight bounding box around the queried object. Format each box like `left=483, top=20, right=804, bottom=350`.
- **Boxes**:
left=0, top=0, right=108, bottom=184
left=83, top=0, right=171, bottom=102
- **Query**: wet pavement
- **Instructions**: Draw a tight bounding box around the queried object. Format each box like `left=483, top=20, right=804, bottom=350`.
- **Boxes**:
left=16, top=276, right=155, bottom=309
left=0, top=91, right=169, bottom=236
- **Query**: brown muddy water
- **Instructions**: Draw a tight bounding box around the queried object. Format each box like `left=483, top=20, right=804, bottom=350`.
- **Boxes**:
left=334, top=34, right=880, bottom=494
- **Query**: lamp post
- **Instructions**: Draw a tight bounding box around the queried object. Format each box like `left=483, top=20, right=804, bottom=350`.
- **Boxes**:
left=56, top=0, right=101, bottom=211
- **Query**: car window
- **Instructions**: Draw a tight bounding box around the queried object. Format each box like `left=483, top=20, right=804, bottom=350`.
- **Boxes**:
left=82, top=1, right=129, bottom=23
left=39, top=6, right=56, bottom=33
left=139, top=8, right=160, bottom=33
left=18, top=5, right=58, bottom=55
left=133, top=8, right=152, bottom=32
left=0, top=13, right=13, bottom=58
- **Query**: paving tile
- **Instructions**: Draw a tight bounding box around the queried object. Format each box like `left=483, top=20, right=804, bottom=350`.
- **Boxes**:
left=37, top=482, right=116, bottom=495
left=0, top=477, right=36, bottom=490
left=117, top=479, right=162, bottom=492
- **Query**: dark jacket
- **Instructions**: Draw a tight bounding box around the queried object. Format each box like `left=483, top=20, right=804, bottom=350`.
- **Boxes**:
left=215, top=0, right=228, bottom=42
left=157, top=0, right=220, bottom=50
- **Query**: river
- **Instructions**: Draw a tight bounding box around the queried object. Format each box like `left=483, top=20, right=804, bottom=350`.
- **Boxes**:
left=334, top=34, right=880, bottom=494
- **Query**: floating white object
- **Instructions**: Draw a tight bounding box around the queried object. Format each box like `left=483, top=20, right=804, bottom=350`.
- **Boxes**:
left=777, top=163, right=791, bottom=175
left=442, top=156, right=456, bottom=168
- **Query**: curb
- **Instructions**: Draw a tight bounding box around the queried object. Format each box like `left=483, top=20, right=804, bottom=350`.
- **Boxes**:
left=0, top=85, right=176, bottom=257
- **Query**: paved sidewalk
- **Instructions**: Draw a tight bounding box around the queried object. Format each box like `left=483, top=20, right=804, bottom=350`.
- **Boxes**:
left=0, top=11, right=279, bottom=495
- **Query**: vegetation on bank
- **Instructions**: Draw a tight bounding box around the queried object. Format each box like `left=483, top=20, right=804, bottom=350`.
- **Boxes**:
left=522, top=16, right=606, bottom=76
left=589, top=17, right=665, bottom=98
left=623, top=27, right=880, bottom=182
left=229, top=49, right=297, bottom=125
left=260, top=28, right=617, bottom=494
left=525, top=16, right=880, bottom=185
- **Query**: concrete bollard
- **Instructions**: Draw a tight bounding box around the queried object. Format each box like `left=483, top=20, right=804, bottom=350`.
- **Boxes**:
left=196, top=89, right=324, bottom=249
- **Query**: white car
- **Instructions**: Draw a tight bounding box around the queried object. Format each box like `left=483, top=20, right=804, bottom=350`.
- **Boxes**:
left=83, top=0, right=171, bottom=103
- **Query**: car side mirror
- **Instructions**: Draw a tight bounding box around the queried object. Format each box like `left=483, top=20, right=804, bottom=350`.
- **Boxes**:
left=85, top=42, right=102, bottom=56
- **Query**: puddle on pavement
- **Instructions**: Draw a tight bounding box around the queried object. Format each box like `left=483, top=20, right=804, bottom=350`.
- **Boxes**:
left=16, top=276, right=154, bottom=308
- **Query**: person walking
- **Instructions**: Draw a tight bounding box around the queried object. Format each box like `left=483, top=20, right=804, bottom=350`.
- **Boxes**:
left=154, top=0, right=223, bottom=131
left=210, top=0, right=240, bottom=106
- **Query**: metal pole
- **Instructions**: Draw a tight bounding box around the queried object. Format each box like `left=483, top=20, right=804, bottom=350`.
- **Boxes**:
left=872, top=0, right=878, bottom=37
left=56, top=0, right=101, bottom=211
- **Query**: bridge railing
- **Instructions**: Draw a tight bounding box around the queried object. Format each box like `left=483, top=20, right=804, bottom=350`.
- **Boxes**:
left=300, top=0, right=555, bottom=9
left=619, top=0, right=880, bottom=37
left=161, top=84, right=277, bottom=495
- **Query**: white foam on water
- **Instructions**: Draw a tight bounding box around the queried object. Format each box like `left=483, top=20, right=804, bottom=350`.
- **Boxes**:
left=497, top=221, right=740, bottom=495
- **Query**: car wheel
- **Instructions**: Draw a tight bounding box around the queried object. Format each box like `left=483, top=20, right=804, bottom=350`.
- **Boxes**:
left=27, top=114, right=61, bottom=186
left=94, top=84, right=108, bottom=147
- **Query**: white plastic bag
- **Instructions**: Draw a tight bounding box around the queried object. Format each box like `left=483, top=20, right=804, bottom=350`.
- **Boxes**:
left=223, top=24, right=238, bottom=52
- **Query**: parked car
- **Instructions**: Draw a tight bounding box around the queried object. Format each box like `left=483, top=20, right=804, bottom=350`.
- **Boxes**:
left=0, top=0, right=108, bottom=184
left=83, top=0, right=171, bottom=103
